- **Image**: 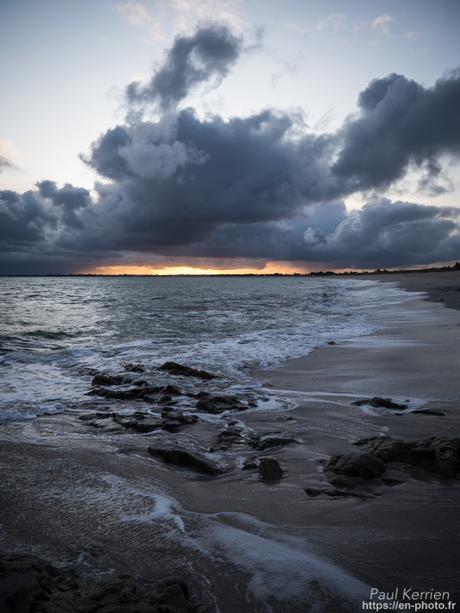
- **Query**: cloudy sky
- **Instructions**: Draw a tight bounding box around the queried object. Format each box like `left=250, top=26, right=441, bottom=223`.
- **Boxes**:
left=1, top=0, right=460, bottom=274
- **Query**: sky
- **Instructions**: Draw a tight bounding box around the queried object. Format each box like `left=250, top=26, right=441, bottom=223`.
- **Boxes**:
left=1, top=0, right=460, bottom=274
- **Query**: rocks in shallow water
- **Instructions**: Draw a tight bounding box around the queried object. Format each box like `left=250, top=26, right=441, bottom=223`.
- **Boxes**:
left=148, top=447, right=225, bottom=475
left=123, top=362, right=145, bottom=373
left=113, top=415, right=164, bottom=433
left=325, top=453, right=385, bottom=481
left=196, top=395, right=246, bottom=414
left=87, top=385, right=163, bottom=401
left=242, top=456, right=260, bottom=470
left=91, top=373, right=126, bottom=386
left=304, top=486, right=372, bottom=499
left=355, top=435, right=460, bottom=478
left=258, top=458, right=283, bottom=481
left=352, top=397, right=408, bottom=410
left=412, top=409, right=445, bottom=416
left=78, top=412, right=111, bottom=421
left=0, top=551, right=203, bottom=613
left=255, top=435, right=295, bottom=451
left=159, top=361, right=216, bottom=380
left=162, top=384, right=182, bottom=396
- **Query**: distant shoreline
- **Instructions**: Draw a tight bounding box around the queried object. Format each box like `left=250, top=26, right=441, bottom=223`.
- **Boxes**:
left=1, top=262, right=459, bottom=278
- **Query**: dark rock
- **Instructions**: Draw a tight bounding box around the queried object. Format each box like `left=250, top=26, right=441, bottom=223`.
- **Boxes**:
left=258, top=458, right=283, bottom=481
left=355, top=435, right=460, bottom=478
left=87, top=385, right=162, bottom=401
left=113, top=415, right=163, bottom=433
left=91, top=373, right=125, bottom=386
left=305, top=487, right=372, bottom=499
left=0, top=551, right=203, bottom=613
left=79, top=412, right=111, bottom=421
left=161, top=420, right=182, bottom=433
left=159, top=394, right=173, bottom=404
left=325, top=453, right=385, bottom=480
left=161, top=384, right=182, bottom=396
left=159, top=362, right=217, bottom=380
left=327, top=341, right=336, bottom=345
left=412, top=409, right=445, bottom=416
left=255, top=435, right=295, bottom=451
left=123, top=363, right=145, bottom=373
left=352, top=397, right=408, bottom=410
left=304, top=487, right=323, bottom=497
left=196, top=395, right=246, bottom=414
left=148, top=447, right=225, bottom=475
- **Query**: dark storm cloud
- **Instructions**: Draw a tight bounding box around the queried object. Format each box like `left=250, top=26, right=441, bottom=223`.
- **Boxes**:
left=82, top=108, right=335, bottom=249
left=37, top=180, right=91, bottom=229
left=1, top=24, right=460, bottom=273
left=179, top=200, right=460, bottom=268
left=333, top=69, right=460, bottom=191
left=0, top=189, right=55, bottom=248
left=126, top=24, right=243, bottom=110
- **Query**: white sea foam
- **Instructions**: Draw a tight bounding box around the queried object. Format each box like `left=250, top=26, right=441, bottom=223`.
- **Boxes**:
left=0, top=276, right=415, bottom=423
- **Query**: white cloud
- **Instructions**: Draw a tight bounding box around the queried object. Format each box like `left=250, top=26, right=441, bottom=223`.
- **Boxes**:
left=315, top=12, right=395, bottom=36
left=117, top=0, right=245, bottom=44
left=370, top=14, right=394, bottom=34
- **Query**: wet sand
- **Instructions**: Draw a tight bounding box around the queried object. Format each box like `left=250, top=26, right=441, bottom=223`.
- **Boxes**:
left=1, top=273, right=460, bottom=611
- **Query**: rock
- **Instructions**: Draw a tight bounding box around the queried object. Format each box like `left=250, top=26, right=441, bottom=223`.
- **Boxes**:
left=123, top=363, right=145, bottom=373
left=162, top=384, right=182, bottom=396
left=113, top=415, right=163, bottom=433
left=87, top=385, right=162, bottom=401
left=91, top=373, right=126, bottom=386
left=0, top=551, right=203, bottom=612
left=242, top=457, right=260, bottom=470
left=196, top=395, right=247, bottom=414
left=79, top=412, right=111, bottom=421
left=304, top=487, right=323, bottom=497
left=352, top=397, right=408, bottom=410
left=355, top=435, right=460, bottom=478
left=305, top=487, right=372, bottom=499
left=148, top=447, right=225, bottom=475
left=412, top=409, right=445, bottom=416
left=325, top=453, right=385, bottom=480
left=255, top=435, right=295, bottom=451
left=258, top=458, right=283, bottom=481
left=327, top=341, right=336, bottom=345
left=159, top=361, right=217, bottom=380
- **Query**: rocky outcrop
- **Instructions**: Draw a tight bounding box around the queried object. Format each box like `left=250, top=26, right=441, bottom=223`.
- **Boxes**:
left=355, top=435, right=460, bottom=478
left=0, top=551, right=205, bottom=613
left=196, top=395, right=247, bottom=414
left=148, top=447, right=225, bottom=476
left=255, top=435, right=296, bottom=451
left=412, top=409, right=445, bottom=416
left=159, top=362, right=217, bottom=380
left=123, top=363, right=145, bottom=373
left=325, top=453, right=386, bottom=481
left=87, top=384, right=163, bottom=401
left=91, top=373, right=127, bottom=386
left=304, top=486, right=373, bottom=499
left=258, top=458, right=283, bottom=481
left=352, top=397, right=408, bottom=410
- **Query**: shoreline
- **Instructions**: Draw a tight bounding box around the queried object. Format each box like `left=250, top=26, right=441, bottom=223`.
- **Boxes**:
left=0, top=274, right=459, bottom=611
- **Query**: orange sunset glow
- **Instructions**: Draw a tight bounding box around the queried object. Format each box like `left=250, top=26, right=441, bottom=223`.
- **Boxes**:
left=80, top=262, right=314, bottom=276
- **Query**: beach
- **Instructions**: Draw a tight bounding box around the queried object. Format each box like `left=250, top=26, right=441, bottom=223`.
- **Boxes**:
left=0, top=272, right=459, bottom=612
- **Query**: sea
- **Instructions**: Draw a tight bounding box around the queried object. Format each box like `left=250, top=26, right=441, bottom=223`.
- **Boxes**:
left=0, top=275, right=410, bottom=424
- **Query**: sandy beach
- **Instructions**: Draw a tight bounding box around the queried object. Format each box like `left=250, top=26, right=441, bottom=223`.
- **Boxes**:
left=1, top=272, right=459, bottom=612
